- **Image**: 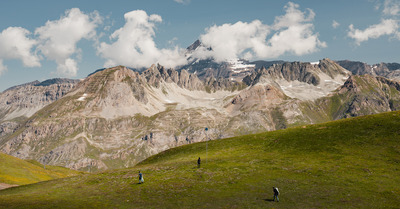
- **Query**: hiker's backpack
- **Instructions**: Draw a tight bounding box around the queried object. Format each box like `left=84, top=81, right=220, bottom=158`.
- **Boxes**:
left=274, top=188, right=279, bottom=195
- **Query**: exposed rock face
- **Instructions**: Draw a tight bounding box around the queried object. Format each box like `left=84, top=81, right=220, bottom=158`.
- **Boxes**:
left=318, top=58, right=351, bottom=78
left=2, top=60, right=400, bottom=172
left=336, top=60, right=374, bottom=76
left=298, top=74, right=400, bottom=121
left=186, top=39, right=202, bottom=51
left=227, top=83, right=287, bottom=120
left=336, top=60, right=400, bottom=81
left=261, top=62, right=321, bottom=85
left=181, top=59, right=238, bottom=80
left=143, top=64, right=204, bottom=90
left=243, top=59, right=351, bottom=101
left=0, top=121, right=19, bottom=138
left=335, top=75, right=400, bottom=118
left=375, top=63, right=400, bottom=81
left=244, top=58, right=349, bottom=86
left=0, top=78, right=79, bottom=123
left=0, top=78, right=79, bottom=140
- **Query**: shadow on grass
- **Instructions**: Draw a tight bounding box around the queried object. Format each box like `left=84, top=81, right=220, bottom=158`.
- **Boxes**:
left=264, top=198, right=275, bottom=202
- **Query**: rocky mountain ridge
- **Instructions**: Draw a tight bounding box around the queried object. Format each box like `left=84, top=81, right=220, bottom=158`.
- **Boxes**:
left=0, top=78, right=79, bottom=147
left=336, top=60, right=400, bottom=81
left=180, top=40, right=283, bottom=82
left=2, top=58, right=400, bottom=171
left=0, top=78, right=79, bottom=122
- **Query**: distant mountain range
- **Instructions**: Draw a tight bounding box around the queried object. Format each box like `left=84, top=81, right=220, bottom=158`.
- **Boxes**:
left=336, top=60, right=400, bottom=80
left=1, top=41, right=400, bottom=171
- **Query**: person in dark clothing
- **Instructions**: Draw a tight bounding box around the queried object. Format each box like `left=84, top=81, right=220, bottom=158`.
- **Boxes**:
left=273, top=187, right=279, bottom=202
left=197, top=157, right=201, bottom=168
left=138, top=171, right=144, bottom=184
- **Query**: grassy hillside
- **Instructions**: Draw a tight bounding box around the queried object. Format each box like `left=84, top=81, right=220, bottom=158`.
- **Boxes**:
left=1, top=111, right=400, bottom=208
left=0, top=153, right=81, bottom=185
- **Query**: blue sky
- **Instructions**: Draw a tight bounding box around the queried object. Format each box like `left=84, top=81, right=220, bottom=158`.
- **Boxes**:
left=0, top=0, right=400, bottom=91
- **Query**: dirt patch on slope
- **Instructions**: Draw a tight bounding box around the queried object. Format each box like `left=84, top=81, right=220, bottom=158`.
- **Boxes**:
left=0, top=183, right=18, bottom=190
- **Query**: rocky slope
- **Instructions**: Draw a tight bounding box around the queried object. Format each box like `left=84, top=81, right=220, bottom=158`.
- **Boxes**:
left=336, top=60, right=400, bottom=81
left=0, top=78, right=79, bottom=138
left=2, top=59, right=400, bottom=171
left=0, top=78, right=78, bottom=122
left=296, top=74, right=400, bottom=124
left=243, top=58, right=351, bottom=100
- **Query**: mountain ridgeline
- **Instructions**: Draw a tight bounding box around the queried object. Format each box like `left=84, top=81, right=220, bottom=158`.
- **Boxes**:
left=336, top=60, right=400, bottom=80
left=1, top=58, right=400, bottom=171
left=0, top=78, right=79, bottom=139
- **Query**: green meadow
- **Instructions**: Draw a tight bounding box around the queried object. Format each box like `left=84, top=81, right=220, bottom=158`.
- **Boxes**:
left=1, top=111, right=399, bottom=208
left=0, top=152, right=81, bottom=186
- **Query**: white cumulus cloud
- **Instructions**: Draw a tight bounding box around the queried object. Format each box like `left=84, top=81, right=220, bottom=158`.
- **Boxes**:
left=348, top=19, right=399, bottom=45
left=192, top=20, right=269, bottom=62
left=192, top=2, right=325, bottom=61
left=348, top=0, right=400, bottom=44
left=98, top=10, right=187, bottom=69
left=0, top=27, right=40, bottom=74
left=35, top=8, right=101, bottom=77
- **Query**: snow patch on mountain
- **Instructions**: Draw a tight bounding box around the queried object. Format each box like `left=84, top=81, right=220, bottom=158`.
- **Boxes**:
left=77, top=93, right=87, bottom=101
left=277, top=72, right=349, bottom=100
left=228, top=59, right=256, bottom=69
left=96, top=80, right=240, bottom=119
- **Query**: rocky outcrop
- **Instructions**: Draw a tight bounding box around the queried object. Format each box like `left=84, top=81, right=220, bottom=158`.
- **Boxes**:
left=142, top=64, right=204, bottom=90
left=0, top=78, right=79, bottom=141
left=242, top=59, right=351, bottom=101
left=179, top=60, right=234, bottom=81
left=318, top=58, right=350, bottom=78
left=336, top=60, right=400, bottom=81
left=186, top=39, right=202, bottom=51
left=265, top=62, right=321, bottom=85
left=204, top=76, right=246, bottom=92
left=312, top=75, right=400, bottom=119
left=336, top=60, right=374, bottom=76
left=0, top=121, right=19, bottom=138
left=227, top=83, right=287, bottom=115
left=0, top=78, right=79, bottom=122
left=244, top=58, right=349, bottom=86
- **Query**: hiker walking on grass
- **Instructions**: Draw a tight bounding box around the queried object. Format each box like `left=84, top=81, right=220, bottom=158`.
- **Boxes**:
left=139, top=171, right=144, bottom=184
left=197, top=157, right=201, bottom=168
left=273, top=187, right=279, bottom=202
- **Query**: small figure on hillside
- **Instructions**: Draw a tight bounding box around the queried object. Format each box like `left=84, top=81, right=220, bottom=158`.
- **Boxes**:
left=273, top=187, right=279, bottom=202
left=138, top=171, right=144, bottom=184
left=197, top=157, right=201, bottom=168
